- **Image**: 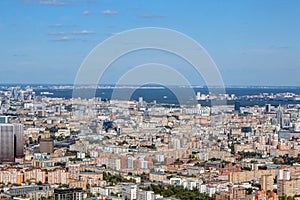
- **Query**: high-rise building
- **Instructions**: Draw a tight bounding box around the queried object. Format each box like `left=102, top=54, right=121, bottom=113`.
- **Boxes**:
left=277, top=106, right=283, bottom=128
left=234, top=101, right=241, bottom=112
left=39, top=138, right=54, bottom=154
left=265, top=104, right=271, bottom=113
left=14, top=123, right=24, bottom=158
left=0, top=123, right=24, bottom=162
left=260, top=174, right=274, bottom=192
left=0, top=124, right=14, bottom=162
left=68, top=164, right=80, bottom=180
left=278, top=179, right=300, bottom=197
left=48, top=168, right=69, bottom=185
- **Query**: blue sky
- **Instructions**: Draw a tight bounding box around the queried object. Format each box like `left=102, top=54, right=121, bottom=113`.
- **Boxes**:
left=0, top=0, right=300, bottom=86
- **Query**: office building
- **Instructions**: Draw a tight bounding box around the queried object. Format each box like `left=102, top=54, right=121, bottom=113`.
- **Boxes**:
left=0, top=123, right=24, bottom=162
left=0, top=124, right=14, bottom=162
left=277, top=106, right=284, bottom=128
left=39, top=138, right=54, bottom=154
left=14, top=123, right=24, bottom=158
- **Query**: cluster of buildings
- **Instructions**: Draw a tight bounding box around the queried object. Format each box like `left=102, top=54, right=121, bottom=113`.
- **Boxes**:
left=1, top=86, right=300, bottom=200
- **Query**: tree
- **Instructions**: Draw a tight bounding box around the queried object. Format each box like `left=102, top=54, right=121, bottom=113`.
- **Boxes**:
left=142, top=184, right=213, bottom=200
left=287, top=196, right=294, bottom=200
left=246, top=188, right=253, bottom=195
left=29, top=137, right=33, bottom=144
left=59, top=184, right=69, bottom=188
left=110, top=192, right=118, bottom=197
left=86, top=192, right=93, bottom=198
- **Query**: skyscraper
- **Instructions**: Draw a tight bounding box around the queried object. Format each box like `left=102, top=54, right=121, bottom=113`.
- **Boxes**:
left=0, top=123, right=24, bottom=162
left=14, top=123, right=24, bottom=158
left=277, top=105, right=283, bottom=128
left=0, top=124, right=15, bottom=162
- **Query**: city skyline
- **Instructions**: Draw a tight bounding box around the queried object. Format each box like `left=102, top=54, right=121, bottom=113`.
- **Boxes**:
left=2, top=2, right=300, bottom=198
left=0, top=0, right=300, bottom=86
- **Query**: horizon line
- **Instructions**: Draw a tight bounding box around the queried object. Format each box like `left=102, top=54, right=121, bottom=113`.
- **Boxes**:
left=1, top=83, right=300, bottom=89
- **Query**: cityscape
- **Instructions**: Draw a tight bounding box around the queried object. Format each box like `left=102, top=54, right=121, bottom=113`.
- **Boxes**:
left=1, top=85, right=300, bottom=200
left=1, top=1, right=300, bottom=200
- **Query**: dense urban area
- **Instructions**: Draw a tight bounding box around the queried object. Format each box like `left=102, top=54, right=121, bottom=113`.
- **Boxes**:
left=1, top=86, right=300, bottom=200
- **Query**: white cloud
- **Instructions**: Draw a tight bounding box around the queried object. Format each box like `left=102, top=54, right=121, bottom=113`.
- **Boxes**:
left=49, top=23, right=64, bottom=28
left=48, top=31, right=66, bottom=35
left=72, top=30, right=96, bottom=35
left=39, top=0, right=68, bottom=6
left=52, top=36, right=71, bottom=42
left=83, top=11, right=91, bottom=16
left=101, top=10, right=118, bottom=16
